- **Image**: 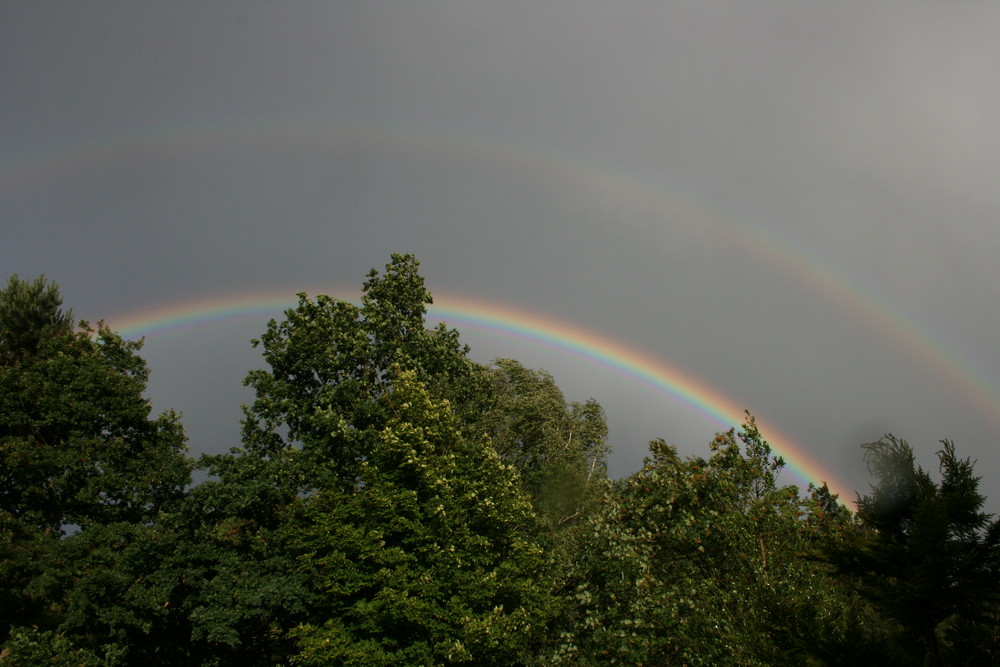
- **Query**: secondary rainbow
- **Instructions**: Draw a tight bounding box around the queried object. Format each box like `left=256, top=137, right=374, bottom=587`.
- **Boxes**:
left=6, top=119, right=999, bottom=428
left=108, top=289, right=853, bottom=501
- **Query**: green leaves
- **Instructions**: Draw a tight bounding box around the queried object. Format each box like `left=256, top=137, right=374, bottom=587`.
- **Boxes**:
left=0, top=278, right=190, bottom=534
left=475, top=359, right=608, bottom=529
left=4, top=261, right=998, bottom=665
left=0, top=277, right=192, bottom=664
left=211, top=257, right=554, bottom=663
left=0, top=275, right=74, bottom=364
left=241, top=254, right=478, bottom=487
left=287, top=369, right=546, bottom=664
left=553, top=415, right=861, bottom=665
left=0, top=320, right=190, bottom=533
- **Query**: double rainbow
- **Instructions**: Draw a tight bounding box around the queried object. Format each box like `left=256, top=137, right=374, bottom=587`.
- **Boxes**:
left=11, top=117, right=1000, bottom=502
left=5, top=119, right=998, bottom=427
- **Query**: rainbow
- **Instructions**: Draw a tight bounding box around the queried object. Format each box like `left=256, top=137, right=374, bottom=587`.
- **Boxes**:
left=5, top=118, right=1000, bottom=432
left=8, top=118, right=1000, bottom=500
left=107, top=289, right=854, bottom=501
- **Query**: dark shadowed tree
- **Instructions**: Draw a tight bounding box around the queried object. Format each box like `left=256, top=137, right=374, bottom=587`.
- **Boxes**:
left=0, top=275, right=74, bottom=364
left=0, top=276, right=189, bottom=534
left=828, top=435, right=1000, bottom=666
left=0, top=275, right=191, bottom=662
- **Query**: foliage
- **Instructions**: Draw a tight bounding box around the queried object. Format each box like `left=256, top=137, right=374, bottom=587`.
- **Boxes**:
left=196, top=255, right=559, bottom=664
left=0, top=320, right=189, bottom=534
left=551, top=414, right=878, bottom=665
left=290, top=369, right=546, bottom=665
left=0, top=626, right=120, bottom=666
left=476, top=358, right=608, bottom=528
left=239, top=253, right=479, bottom=487
left=827, top=435, right=1000, bottom=666
left=0, top=274, right=74, bottom=364
left=0, top=276, right=192, bottom=663
left=3, top=261, right=998, bottom=666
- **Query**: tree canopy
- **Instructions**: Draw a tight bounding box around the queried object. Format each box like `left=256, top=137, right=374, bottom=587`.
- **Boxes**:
left=1, top=258, right=996, bottom=666
left=0, top=274, right=74, bottom=363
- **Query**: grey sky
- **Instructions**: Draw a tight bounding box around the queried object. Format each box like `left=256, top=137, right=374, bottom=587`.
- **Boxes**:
left=4, top=2, right=999, bottom=508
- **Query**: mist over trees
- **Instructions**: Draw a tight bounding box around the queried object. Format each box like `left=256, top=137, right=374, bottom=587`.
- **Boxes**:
left=2, top=257, right=997, bottom=665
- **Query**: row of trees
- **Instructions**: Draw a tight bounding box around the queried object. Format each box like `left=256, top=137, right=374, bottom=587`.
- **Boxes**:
left=1, top=255, right=997, bottom=665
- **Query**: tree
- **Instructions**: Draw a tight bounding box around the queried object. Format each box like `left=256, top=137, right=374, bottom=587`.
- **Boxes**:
left=238, top=253, right=480, bottom=488
left=289, top=369, right=546, bottom=665
left=0, top=275, right=191, bottom=662
left=0, top=278, right=189, bottom=534
left=0, top=274, right=73, bottom=364
left=552, top=415, right=872, bottom=665
left=476, top=358, right=608, bottom=529
left=828, top=436, right=1000, bottom=666
left=191, top=255, right=551, bottom=664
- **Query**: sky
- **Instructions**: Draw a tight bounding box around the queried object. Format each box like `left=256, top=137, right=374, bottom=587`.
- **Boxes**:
left=3, top=2, right=999, bottom=509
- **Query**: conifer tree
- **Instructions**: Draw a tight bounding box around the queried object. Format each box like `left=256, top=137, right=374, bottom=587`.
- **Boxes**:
left=0, top=274, right=73, bottom=363
left=829, top=436, right=1000, bottom=665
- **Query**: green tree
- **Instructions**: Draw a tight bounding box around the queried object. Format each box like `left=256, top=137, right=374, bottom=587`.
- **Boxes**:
left=290, top=369, right=545, bottom=665
left=765, top=482, right=902, bottom=666
left=0, top=298, right=189, bottom=533
left=472, top=360, right=611, bottom=661
left=476, top=358, right=608, bottom=529
left=239, top=253, right=479, bottom=487
left=829, top=436, right=1000, bottom=666
left=157, top=452, right=320, bottom=665
left=0, top=274, right=74, bottom=364
left=0, top=275, right=191, bottom=662
left=553, top=415, right=873, bottom=665
left=188, top=255, right=551, bottom=664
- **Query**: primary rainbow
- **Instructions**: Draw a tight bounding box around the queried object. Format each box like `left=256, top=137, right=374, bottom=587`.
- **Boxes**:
left=108, top=289, right=853, bottom=501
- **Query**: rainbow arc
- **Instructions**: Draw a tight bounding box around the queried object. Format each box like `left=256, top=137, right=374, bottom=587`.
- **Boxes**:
left=108, top=290, right=853, bottom=500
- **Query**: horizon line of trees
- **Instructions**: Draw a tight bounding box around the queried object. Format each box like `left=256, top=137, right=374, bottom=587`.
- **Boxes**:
left=2, top=255, right=997, bottom=665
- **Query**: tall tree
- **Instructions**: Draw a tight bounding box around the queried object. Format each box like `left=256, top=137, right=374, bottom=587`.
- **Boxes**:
left=0, top=278, right=189, bottom=534
left=239, top=253, right=479, bottom=488
left=189, top=255, right=550, bottom=664
left=829, top=435, right=1000, bottom=666
left=476, top=358, right=608, bottom=528
left=290, top=369, right=546, bottom=665
left=0, top=275, right=191, bottom=661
